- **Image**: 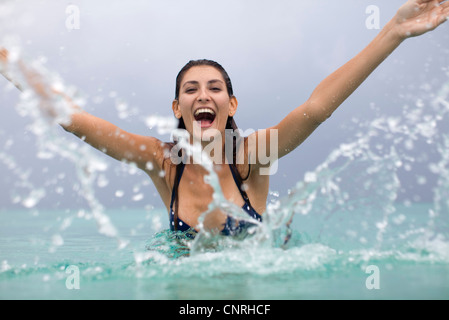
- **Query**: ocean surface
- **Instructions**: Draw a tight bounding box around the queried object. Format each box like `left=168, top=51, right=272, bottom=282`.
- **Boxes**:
left=1, top=202, right=448, bottom=300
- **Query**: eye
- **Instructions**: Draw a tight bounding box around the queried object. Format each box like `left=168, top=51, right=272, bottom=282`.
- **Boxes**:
left=211, top=87, right=222, bottom=92
left=185, top=88, right=197, bottom=93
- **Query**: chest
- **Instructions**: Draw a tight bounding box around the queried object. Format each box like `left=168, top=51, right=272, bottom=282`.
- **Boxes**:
left=177, top=165, right=245, bottom=212
left=172, top=164, right=269, bottom=230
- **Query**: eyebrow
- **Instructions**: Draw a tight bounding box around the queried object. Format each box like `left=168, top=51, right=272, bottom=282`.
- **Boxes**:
left=182, top=79, right=224, bottom=88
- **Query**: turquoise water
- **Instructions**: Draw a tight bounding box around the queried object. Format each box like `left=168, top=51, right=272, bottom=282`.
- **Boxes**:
left=1, top=203, right=448, bottom=300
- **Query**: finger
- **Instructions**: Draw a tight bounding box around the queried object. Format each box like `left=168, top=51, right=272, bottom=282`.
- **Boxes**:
left=440, top=0, right=449, bottom=8
left=441, top=4, right=449, bottom=16
left=437, top=6, right=449, bottom=24
left=422, top=0, right=447, bottom=6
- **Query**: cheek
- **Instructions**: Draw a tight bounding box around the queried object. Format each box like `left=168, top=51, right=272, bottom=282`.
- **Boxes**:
left=178, top=100, right=192, bottom=116
left=215, top=94, right=231, bottom=108
left=220, top=100, right=232, bottom=117
left=178, top=93, right=195, bottom=106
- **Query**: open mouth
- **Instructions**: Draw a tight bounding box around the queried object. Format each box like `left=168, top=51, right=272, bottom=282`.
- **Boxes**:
left=194, top=108, right=216, bottom=128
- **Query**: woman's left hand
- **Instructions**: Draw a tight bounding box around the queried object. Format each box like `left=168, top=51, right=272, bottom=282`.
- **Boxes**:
left=394, top=0, right=448, bottom=39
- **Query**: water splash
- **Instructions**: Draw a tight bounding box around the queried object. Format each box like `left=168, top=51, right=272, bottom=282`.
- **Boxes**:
left=1, top=44, right=128, bottom=249
left=139, top=76, right=449, bottom=267
left=3, top=51, right=449, bottom=272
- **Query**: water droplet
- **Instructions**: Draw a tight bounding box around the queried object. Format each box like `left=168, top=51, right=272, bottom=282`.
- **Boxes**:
left=51, top=234, right=64, bottom=246
left=304, top=171, right=317, bottom=183
left=133, top=193, right=144, bottom=201
left=115, top=190, right=124, bottom=198
left=145, top=162, right=153, bottom=170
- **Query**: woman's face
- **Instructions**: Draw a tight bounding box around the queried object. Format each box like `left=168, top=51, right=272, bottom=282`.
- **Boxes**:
left=173, top=66, right=237, bottom=141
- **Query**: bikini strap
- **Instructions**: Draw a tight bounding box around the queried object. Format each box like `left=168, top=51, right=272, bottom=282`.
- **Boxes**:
left=228, top=163, right=252, bottom=205
left=170, top=162, right=186, bottom=210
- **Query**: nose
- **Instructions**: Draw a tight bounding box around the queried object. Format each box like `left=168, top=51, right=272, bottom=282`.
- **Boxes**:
left=197, top=87, right=210, bottom=103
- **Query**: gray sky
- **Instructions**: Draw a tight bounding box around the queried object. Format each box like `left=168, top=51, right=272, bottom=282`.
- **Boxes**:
left=1, top=0, right=448, bottom=211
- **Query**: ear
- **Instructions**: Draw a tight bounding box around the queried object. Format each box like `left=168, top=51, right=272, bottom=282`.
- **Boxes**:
left=229, top=96, right=238, bottom=117
left=172, top=100, right=182, bottom=119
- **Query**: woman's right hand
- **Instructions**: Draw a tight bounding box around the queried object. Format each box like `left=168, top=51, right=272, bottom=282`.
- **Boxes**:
left=1, top=46, right=68, bottom=119
left=394, top=0, right=449, bottom=39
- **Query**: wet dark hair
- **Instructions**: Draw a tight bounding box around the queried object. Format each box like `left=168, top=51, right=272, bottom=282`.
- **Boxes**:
left=171, top=59, right=250, bottom=231
left=175, top=59, right=234, bottom=100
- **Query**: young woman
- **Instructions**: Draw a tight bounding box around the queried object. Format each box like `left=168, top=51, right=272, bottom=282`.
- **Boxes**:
left=1, top=0, right=448, bottom=237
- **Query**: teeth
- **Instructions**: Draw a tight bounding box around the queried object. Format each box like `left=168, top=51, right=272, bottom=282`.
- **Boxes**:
left=194, top=108, right=215, bottom=117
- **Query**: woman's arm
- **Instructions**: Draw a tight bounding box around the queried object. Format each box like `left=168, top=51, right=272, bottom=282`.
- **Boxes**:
left=251, top=0, right=448, bottom=167
left=1, top=47, right=165, bottom=175
left=62, top=111, right=164, bottom=171
left=1, top=48, right=23, bottom=91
